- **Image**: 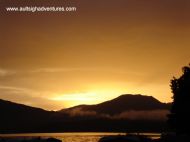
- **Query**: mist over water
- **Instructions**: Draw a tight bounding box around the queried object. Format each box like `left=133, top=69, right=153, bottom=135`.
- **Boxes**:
left=65, top=107, right=169, bottom=120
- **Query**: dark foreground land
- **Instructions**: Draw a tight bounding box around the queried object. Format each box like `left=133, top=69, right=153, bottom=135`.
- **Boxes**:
left=98, top=134, right=190, bottom=142
left=1, top=134, right=189, bottom=142
left=0, top=137, right=61, bottom=142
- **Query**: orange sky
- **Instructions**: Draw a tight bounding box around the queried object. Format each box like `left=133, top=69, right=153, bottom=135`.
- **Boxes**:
left=0, top=0, right=190, bottom=110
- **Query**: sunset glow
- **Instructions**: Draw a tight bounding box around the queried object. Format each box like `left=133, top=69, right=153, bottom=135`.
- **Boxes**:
left=0, top=0, right=190, bottom=111
left=49, top=89, right=124, bottom=108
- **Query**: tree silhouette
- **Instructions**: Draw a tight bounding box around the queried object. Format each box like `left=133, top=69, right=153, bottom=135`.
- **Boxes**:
left=168, top=64, right=190, bottom=134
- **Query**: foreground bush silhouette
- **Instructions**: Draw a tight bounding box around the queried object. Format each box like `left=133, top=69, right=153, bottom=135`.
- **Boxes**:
left=168, top=64, right=190, bottom=134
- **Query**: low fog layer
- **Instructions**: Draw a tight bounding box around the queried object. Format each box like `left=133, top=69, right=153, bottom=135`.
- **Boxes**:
left=65, top=107, right=169, bottom=120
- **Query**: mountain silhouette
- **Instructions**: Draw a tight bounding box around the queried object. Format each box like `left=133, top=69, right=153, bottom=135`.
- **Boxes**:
left=0, top=99, right=54, bottom=133
left=61, top=94, right=171, bottom=115
left=0, top=99, right=50, bottom=115
left=0, top=94, right=171, bottom=133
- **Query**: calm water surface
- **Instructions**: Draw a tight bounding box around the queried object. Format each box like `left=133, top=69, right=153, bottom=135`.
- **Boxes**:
left=0, top=132, right=161, bottom=142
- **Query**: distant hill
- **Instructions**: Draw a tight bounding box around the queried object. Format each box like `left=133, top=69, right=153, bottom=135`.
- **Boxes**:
left=0, top=99, right=50, bottom=115
left=0, top=99, right=54, bottom=133
left=0, top=94, right=171, bottom=133
left=60, top=94, right=171, bottom=115
left=0, top=99, right=53, bottom=120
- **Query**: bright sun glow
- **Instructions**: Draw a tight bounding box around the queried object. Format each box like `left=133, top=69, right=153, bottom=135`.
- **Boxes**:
left=49, top=89, right=125, bottom=107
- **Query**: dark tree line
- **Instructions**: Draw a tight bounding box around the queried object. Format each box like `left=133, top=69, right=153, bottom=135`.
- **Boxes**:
left=168, top=64, right=190, bottom=134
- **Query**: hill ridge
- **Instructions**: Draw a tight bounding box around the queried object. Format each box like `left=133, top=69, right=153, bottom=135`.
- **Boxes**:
left=60, top=94, right=171, bottom=115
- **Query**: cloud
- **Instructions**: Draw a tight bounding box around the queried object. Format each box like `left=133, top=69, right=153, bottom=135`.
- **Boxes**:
left=0, top=67, right=83, bottom=76
left=29, top=67, right=138, bottom=75
left=0, top=68, right=15, bottom=77
left=30, top=68, right=97, bottom=73
left=0, top=85, right=65, bottom=110
left=0, top=85, right=39, bottom=96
